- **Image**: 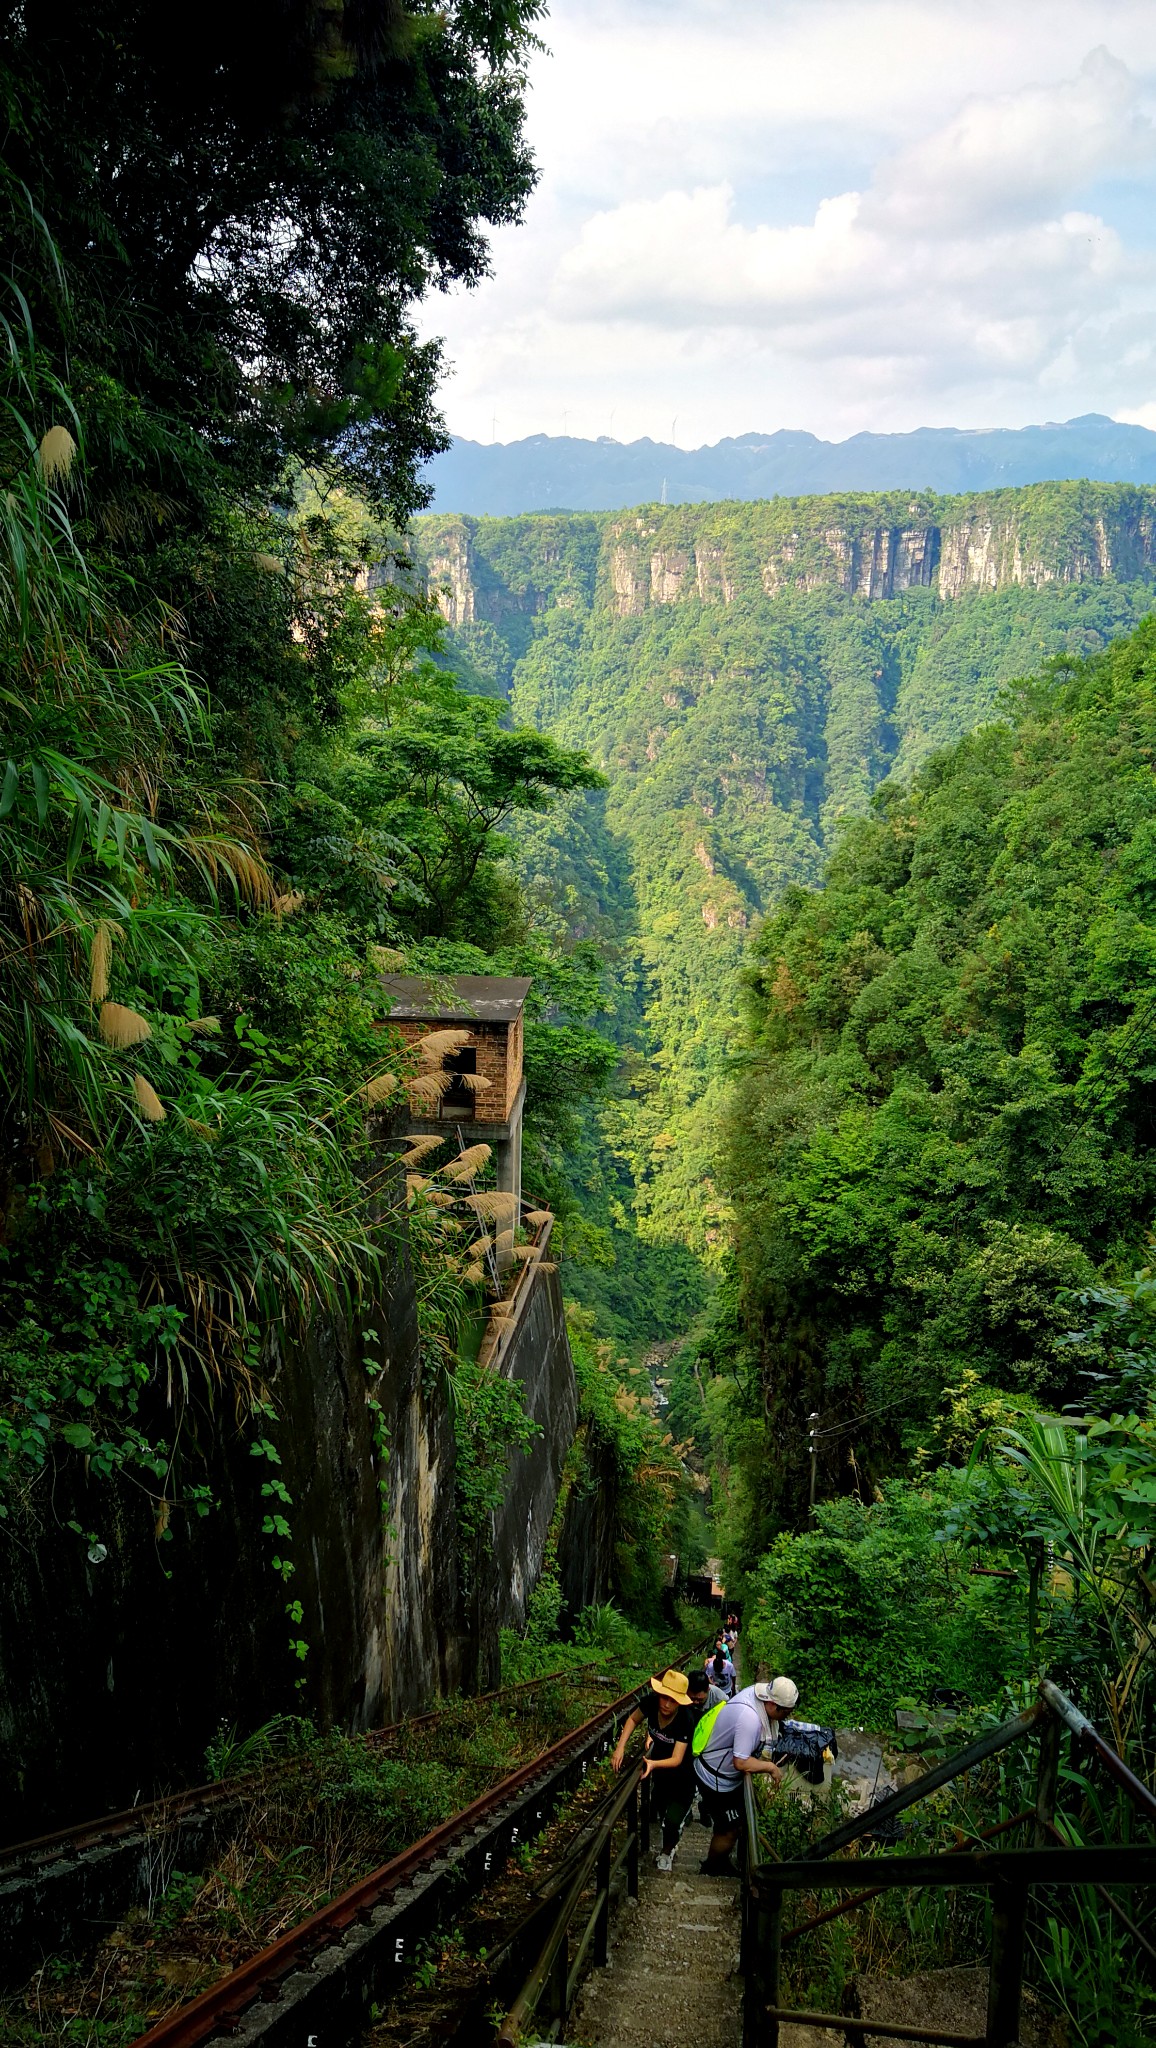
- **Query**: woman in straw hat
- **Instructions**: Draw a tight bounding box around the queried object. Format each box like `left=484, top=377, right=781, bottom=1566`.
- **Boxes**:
left=611, top=1667, right=696, bottom=1870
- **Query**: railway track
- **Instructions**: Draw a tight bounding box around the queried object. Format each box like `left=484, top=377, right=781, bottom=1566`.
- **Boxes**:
left=114, top=1638, right=709, bottom=2048
left=0, top=1663, right=603, bottom=1880
left=3, top=1635, right=710, bottom=2046
left=129, top=1684, right=647, bottom=2048
left=0, top=1662, right=607, bottom=1987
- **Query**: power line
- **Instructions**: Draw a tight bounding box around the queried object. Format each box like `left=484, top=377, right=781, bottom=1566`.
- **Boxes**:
left=811, top=1388, right=926, bottom=1441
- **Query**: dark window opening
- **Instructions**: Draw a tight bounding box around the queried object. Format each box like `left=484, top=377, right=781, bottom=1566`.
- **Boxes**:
left=440, top=1046, right=477, bottom=1119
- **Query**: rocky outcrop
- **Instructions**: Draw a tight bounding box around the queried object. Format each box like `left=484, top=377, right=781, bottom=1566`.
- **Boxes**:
left=413, top=484, right=1156, bottom=624
left=423, top=516, right=477, bottom=627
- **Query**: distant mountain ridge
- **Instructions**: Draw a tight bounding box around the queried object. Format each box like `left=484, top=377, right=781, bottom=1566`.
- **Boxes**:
left=423, top=415, right=1156, bottom=516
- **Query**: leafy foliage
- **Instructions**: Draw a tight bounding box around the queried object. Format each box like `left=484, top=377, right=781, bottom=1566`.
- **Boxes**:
left=6, top=0, right=543, bottom=519
left=725, top=622, right=1156, bottom=1518
left=411, top=505, right=1156, bottom=1345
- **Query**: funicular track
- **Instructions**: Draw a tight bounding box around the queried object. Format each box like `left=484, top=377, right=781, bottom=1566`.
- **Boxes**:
left=0, top=1662, right=608, bottom=1987
left=2, top=1636, right=711, bottom=2048
left=0, top=1664, right=606, bottom=1880
left=123, top=1639, right=710, bottom=2048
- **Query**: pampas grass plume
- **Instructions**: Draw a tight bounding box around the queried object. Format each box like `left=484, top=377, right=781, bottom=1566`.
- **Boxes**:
left=99, top=1001, right=151, bottom=1048
left=89, top=920, right=115, bottom=1004
left=439, top=1143, right=492, bottom=1183
left=406, top=1070, right=452, bottom=1107
left=400, top=1134, right=445, bottom=1165
left=365, top=1072, right=398, bottom=1105
left=416, top=1028, right=471, bottom=1065
left=39, top=424, right=76, bottom=483
left=132, top=1074, right=166, bottom=1121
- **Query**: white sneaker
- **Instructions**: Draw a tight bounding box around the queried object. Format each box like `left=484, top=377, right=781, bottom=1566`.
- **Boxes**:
left=655, top=1851, right=673, bottom=1871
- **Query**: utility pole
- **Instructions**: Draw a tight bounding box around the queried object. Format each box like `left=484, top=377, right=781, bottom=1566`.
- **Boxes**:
left=807, top=1412, right=820, bottom=1513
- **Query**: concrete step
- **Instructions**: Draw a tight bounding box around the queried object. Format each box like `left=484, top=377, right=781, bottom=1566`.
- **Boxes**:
left=570, top=1815, right=741, bottom=2048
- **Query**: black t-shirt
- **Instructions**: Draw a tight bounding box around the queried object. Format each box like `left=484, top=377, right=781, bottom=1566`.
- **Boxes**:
left=644, top=1696, right=694, bottom=1766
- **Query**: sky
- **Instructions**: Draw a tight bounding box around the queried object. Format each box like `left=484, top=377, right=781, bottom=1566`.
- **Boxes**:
left=417, top=0, right=1156, bottom=448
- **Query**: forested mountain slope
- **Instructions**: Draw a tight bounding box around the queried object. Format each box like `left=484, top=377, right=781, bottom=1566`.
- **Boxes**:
left=726, top=619, right=1156, bottom=1520
left=413, top=486, right=1156, bottom=1322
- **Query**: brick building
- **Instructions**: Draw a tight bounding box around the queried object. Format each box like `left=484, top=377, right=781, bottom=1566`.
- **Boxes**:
left=380, top=974, right=530, bottom=1212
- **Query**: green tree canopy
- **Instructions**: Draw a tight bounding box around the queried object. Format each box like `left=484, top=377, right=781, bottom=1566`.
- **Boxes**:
left=5, top=0, right=542, bottom=516
left=724, top=620, right=1156, bottom=1518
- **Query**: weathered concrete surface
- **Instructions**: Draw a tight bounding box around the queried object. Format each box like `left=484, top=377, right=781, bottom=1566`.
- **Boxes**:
left=570, top=1807, right=834, bottom=2048
left=468, top=1261, right=577, bottom=1688
left=556, top=1421, right=618, bottom=1622
left=571, top=1812, right=742, bottom=2048
left=0, top=1199, right=580, bottom=1830
left=830, top=1729, right=898, bottom=1813
left=0, top=1279, right=417, bottom=1831
left=853, top=1966, right=1063, bottom=2046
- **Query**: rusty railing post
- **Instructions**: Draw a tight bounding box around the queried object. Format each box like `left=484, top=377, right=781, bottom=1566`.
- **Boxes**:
left=1033, top=1708, right=1061, bottom=1849
left=986, top=1878, right=1028, bottom=2048
left=742, top=1871, right=781, bottom=2048
left=764, top=1877, right=783, bottom=2048
left=594, top=1828, right=612, bottom=1967
left=627, top=1781, right=639, bottom=1899
left=549, top=1932, right=568, bottom=2023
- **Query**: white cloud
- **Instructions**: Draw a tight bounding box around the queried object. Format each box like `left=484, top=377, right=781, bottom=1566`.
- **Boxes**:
left=868, top=47, right=1155, bottom=232
left=418, top=4, right=1156, bottom=444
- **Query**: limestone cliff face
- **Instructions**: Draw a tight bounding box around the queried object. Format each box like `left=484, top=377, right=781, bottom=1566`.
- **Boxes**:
left=423, top=515, right=477, bottom=627
left=413, top=484, right=1156, bottom=625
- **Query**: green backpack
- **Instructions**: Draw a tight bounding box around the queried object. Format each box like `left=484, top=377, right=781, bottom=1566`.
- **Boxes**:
left=692, top=1699, right=726, bottom=1757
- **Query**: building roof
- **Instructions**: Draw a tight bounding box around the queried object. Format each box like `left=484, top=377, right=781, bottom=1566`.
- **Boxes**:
left=380, top=973, right=532, bottom=1023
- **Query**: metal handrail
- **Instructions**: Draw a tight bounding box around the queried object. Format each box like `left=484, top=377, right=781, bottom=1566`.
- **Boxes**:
left=495, top=1759, right=644, bottom=2045
left=1040, top=1677, right=1156, bottom=1824
left=493, top=1633, right=714, bottom=2043
left=739, top=1678, right=1156, bottom=2048
left=800, top=1698, right=1046, bottom=1862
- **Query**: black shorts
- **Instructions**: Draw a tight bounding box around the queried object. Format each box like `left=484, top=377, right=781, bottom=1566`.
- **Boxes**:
left=695, top=1779, right=744, bottom=1833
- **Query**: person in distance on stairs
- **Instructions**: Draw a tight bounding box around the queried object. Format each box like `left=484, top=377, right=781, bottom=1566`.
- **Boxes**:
left=693, top=1675, right=800, bottom=1877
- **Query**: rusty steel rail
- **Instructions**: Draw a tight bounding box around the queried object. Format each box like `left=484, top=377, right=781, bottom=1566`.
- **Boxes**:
left=0, top=1659, right=606, bottom=1875
left=125, top=1677, right=661, bottom=2048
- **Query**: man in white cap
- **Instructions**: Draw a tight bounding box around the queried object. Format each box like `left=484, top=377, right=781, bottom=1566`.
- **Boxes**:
left=692, top=1675, right=800, bottom=1875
